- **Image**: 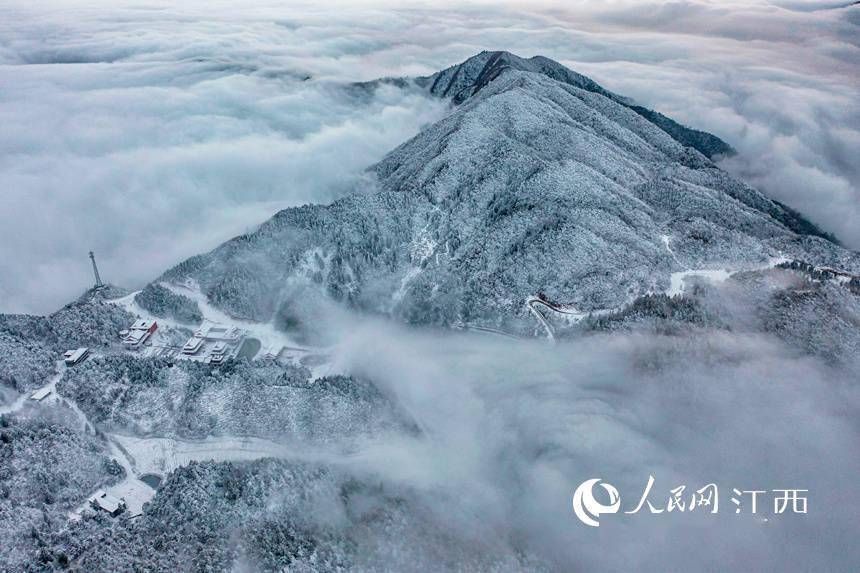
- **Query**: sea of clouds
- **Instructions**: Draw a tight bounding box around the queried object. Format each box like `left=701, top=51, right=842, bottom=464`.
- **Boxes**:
left=1, top=3, right=858, bottom=569
left=284, top=307, right=860, bottom=571
left=1, top=0, right=857, bottom=315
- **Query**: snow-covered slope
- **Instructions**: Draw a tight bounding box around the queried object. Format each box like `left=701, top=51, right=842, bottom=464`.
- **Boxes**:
left=162, top=51, right=856, bottom=334
left=1, top=51, right=859, bottom=573
left=415, top=50, right=734, bottom=159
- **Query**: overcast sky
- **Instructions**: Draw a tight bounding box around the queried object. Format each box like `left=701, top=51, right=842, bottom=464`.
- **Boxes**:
left=1, top=0, right=858, bottom=314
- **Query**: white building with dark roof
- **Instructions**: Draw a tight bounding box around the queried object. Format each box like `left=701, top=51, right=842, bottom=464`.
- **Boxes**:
left=63, top=347, right=89, bottom=366
left=88, top=490, right=126, bottom=517
left=122, top=320, right=157, bottom=349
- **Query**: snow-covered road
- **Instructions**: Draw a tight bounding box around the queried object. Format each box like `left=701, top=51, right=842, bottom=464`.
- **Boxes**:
left=522, top=238, right=793, bottom=339
left=0, top=359, right=157, bottom=519
left=112, top=434, right=293, bottom=476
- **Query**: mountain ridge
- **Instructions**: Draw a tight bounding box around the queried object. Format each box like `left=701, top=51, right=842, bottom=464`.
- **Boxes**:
left=156, top=51, right=856, bottom=333
left=415, top=50, right=736, bottom=159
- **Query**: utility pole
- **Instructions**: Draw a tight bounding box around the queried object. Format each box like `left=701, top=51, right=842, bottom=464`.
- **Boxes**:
left=89, top=251, right=104, bottom=288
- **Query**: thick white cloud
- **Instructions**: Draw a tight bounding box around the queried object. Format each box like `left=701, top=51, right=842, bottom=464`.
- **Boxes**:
left=1, top=0, right=858, bottom=313
left=312, top=311, right=860, bottom=571
left=0, top=1, right=448, bottom=314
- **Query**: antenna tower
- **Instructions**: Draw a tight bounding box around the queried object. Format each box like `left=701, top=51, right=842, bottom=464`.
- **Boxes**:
left=89, top=251, right=104, bottom=288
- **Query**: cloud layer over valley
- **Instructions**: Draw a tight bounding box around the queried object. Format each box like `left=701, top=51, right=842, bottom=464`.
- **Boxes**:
left=281, top=307, right=860, bottom=571
left=1, top=0, right=857, bottom=315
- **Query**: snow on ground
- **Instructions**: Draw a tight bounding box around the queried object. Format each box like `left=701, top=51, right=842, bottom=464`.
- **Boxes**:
left=70, top=418, right=306, bottom=520
left=659, top=233, right=791, bottom=298
left=69, top=441, right=157, bottom=520
left=71, top=421, right=344, bottom=519
left=461, top=325, right=523, bottom=340
left=392, top=221, right=438, bottom=307
left=160, top=280, right=344, bottom=380
left=77, top=276, right=598, bottom=519
left=299, top=350, right=339, bottom=380
left=109, top=290, right=189, bottom=332
left=0, top=362, right=64, bottom=416
left=103, top=438, right=156, bottom=517
left=526, top=298, right=576, bottom=340
left=162, top=281, right=305, bottom=355
left=0, top=361, right=161, bottom=520
left=525, top=296, right=616, bottom=340
left=0, top=357, right=160, bottom=520
left=111, top=283, right=321, bottom=367
left=108, top=289, right=196, bottom=359
left=665, top=256, right=790, bottom=298
left=22, top=288, right=349, bottom=521
left=113, top=434, right=295, bottom=476
left=1, top=361, right=93, bottom=432
left=660, top=234, right=684, bottom=268
left=393, top=266, right=422, bottom=305
left=521, top=253, right=794, bottom=338
left=666, top=268, right=732, bottom=297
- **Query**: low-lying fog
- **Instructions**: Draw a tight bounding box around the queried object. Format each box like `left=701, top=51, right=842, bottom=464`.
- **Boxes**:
left=300, top=313, right=860, bottom=570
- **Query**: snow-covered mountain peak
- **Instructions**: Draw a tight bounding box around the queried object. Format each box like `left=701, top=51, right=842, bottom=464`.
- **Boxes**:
left=416, top=50, right=734, bottom=159
left=418, top=50, right=618, bottom=106
left=147, top=51, right=855, bottom=334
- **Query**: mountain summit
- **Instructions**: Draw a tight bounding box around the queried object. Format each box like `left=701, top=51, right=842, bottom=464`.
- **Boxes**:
left=415, top=50, right=735, bottom=159
left=164, top=52, right=856, bottom=333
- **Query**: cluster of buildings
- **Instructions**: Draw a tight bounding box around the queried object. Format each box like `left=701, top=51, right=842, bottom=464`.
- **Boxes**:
left=77, top=316, right=248, bottom=365
left=181, top=323, right=244, bottom=364
left=56, top=321, right=154, bottom=372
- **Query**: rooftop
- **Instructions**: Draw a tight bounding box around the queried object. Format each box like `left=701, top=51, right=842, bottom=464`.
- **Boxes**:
left=123, top=329, right=149, bottom=345
left=182, top=336, right=204, bottom=354
left=30, top=387, right=52, bottom=401
left=63, top=347, right=89, bottom=362
left=194, top=322, right=242, bottom=341
left=130, top=319, right=156, bottom=331
left=89, top=490, right=124, bottom=514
